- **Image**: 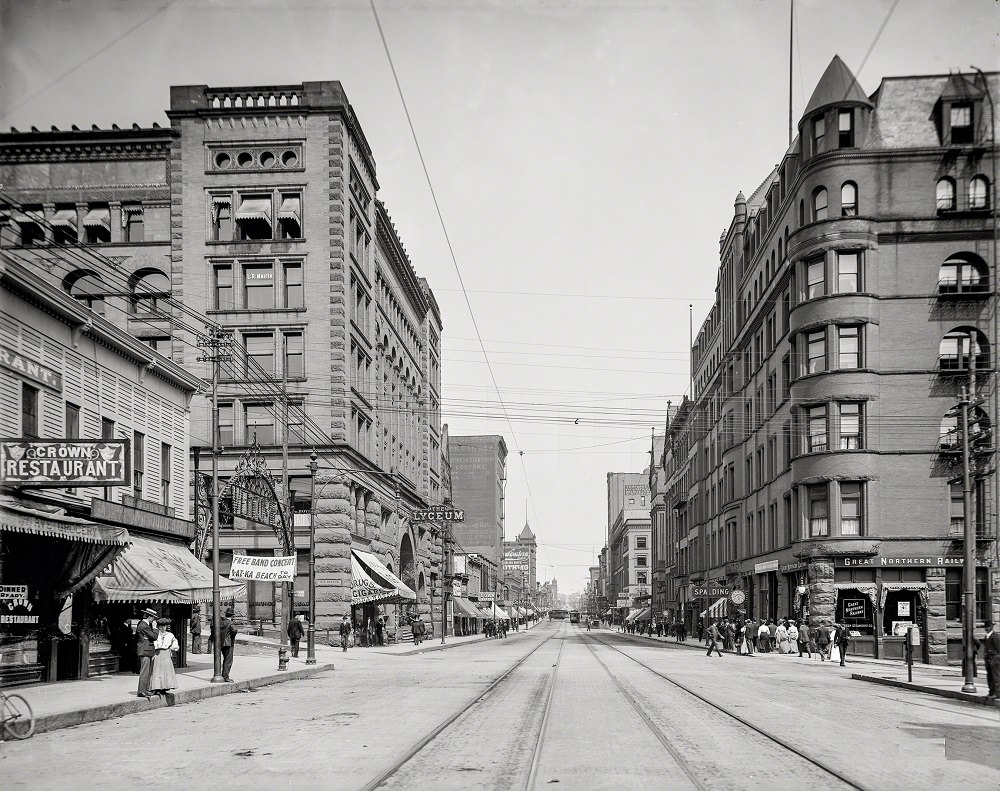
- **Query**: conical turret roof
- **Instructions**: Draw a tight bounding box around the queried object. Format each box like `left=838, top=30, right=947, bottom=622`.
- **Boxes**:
left=803, top=55, right=872, bottom=118
left=518, top=521, right=535, bottom=540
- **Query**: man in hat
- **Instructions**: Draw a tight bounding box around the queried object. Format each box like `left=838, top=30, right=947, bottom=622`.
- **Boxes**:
left=190, top=605, right=202, bottom=654
left=136, top=607, right=158, bottom=697
left=338, top=613, right=352, bottom=652
left=210, top=607, right=239, bottom=681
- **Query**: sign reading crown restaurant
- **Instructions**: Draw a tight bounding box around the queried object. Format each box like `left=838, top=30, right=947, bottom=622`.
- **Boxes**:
left=1, top=439, right=130, bottom=488
left=410, top=506, right=466, bottom=523
left=228, top=554, right=296, bottom=582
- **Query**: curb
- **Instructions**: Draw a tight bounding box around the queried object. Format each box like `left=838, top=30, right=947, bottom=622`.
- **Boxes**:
left=33, top=663, right=335, bottom=735
left=850, top=673, right=1000, bottom=708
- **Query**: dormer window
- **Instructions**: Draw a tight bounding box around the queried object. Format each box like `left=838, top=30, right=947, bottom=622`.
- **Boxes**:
left=838, top=109, right=854, bottom=148
left=812, top=115, right=826, bottom=156
left=950, top=103, right=973, bottom=145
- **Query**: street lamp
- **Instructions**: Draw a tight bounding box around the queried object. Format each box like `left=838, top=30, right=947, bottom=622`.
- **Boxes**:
left=306, top=451, right=318, bottom=664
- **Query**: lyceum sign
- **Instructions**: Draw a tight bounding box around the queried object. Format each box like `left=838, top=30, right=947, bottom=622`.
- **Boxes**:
left=1, top=439, right=130, bottom=488
left=411, top=507, right=465, bottom=522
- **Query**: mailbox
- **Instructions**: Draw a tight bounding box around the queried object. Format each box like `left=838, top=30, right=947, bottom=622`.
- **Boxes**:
left=908, top=624, right=921, bottom=646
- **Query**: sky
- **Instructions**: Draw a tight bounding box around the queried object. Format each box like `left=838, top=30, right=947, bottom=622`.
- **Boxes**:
left=1, top=0, right=997, bottom=595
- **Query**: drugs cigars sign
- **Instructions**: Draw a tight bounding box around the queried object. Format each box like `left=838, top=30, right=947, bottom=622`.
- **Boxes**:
left=1, top=439, right=130, bottom=487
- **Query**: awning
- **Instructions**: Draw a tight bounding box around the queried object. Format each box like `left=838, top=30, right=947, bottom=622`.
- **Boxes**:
left=352, top=550, right=416, bottom=601
left=453, top=597, right=483, bottom=619
left=351, top=554, right=395, bottom=604
left=633, top=607, right=652, bottom=621
left=12, top=210, right=43, bottom=225
left=51, top=208, right=77, bottom=228
left=277, top=196, right=300, bottom=223
left=625, top=608, right=641, bottom=622
left=92, top=534, right=245, bottom=604
left=82, top=208, right=111, bottom=231
left=699, top=597, right=728, bottom=619
left=235, top=198, right=271, bottom=222
left=880, top=582, right=928, bottom=608
left=476, top=605, right=494, bottom=619
left=491, top=603, right=510, bottom=620
left=834, top=582, right=878, bottom=609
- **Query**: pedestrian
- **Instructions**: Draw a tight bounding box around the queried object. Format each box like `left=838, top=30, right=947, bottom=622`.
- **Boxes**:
left=816, top=619, right=831, bottom=660
left=412, top=614, right=426, bottom=645
left=697, top=617, right=704, bottom=642
left=287, top=613, right=305, bottom=657
left=210, top=606, right=238, bottom=681
left=375, top=616, right=385, bottom=647
left=743, top=619, right=755, bottom=655
left=776, top=620, right=789, bottom=653
left=190, top=605, right=202, bottom=654
left=339, top=613, right=352, bottom=652
left=768, top=618, right=778, bottom=651
left=797, top=620, right=812, bottom=658
left=787, top=620, right=799, bottom=654
left=706, top=620, right=723, bottom=657
left=149, top=617, right=179, bottom=694
left=725, top=619, right=737, bottom=652
left=679, top=620, right=687, bottom=642
left=656, top=620, right=663, bottom=638
left=834, top=621, right=850, bottom=666
left=135, top=607, right=158, bottom=698
left=757, top=620, right=771, bottom=653
left=982, top=620, right=1000, bottom=700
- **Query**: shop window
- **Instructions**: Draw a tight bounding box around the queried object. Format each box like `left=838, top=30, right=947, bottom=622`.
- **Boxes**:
left=133, top=430, right=145, bottom=498
left=244, top=333, right=275, bottom=376
left=245, top=404, right=276, bottom=445
left=950, top=103, right=973, bottom=145
left=805, top=329, right=826, bottom=375
left=836, top=251, right=859, bottom=292
left=840, top=482, right=862, bottom=535
left=123, top=204, right=144, bottom=242
left=838, top=109, right=854, bottom=148
left=161, top=442, right=171, bottom=505
left=212, top=198, right=232, bottom=241
left=214, top=265, right=234, bottom=310
left=936, top=178, right=956, bottom=212
left=837, top=325, right=861, bottom=369
left=840, top=182, right=857, bottom=216
left=235, top=195, right=272, bottom=240
left=284, top=262, right=303, bottom=308
left=83, top=204, right=111, bottom=244
left=807, top=484, right=828, bottom=537
left=131, top=270, right=171, bottom=314
left=806, top=405, right=827, bottom=452
left=217, top=404, right=234, bottom=447
left=969, top=176, right=990, bottom=211
left=21, top=383, right=39, bottom=437
left=806, top=258, right=825, bottom=299
left=243, top=262, right=275, bottom=309
left=813, top=187, right=828, bottom=221
left=283, top=332, right=304, bottom=378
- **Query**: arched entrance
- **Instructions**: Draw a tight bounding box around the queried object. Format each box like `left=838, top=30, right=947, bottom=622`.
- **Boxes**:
left=400, top=531, right=416, bottom=616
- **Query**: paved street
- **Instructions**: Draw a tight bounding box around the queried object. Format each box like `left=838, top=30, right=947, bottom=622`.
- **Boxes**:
left=3, top=621, right=999, bottom=791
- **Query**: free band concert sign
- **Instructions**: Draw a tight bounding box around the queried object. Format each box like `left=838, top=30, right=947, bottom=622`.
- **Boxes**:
left=1, top=439, right=130, bottom=488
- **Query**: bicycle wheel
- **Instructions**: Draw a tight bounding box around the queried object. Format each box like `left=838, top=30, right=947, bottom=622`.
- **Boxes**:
left=2, top=693, right=36, bottom=739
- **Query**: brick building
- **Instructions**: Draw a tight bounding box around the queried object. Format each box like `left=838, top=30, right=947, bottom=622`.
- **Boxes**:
left=662, top=58, right=999, bottom=663
left=607, top=472, right=652, bottom=622
left=448, top=435, right=508, bottom=576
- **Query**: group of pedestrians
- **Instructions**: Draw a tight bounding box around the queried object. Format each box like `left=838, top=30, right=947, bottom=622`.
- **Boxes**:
left=704, top=616, right=850, bottom=666
left=485, top=619, right=511, bottom=638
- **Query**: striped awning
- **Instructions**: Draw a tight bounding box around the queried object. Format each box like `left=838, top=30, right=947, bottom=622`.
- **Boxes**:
left=699, top=597, right=728, bottom=619
left=1, top=502, right=129, bottom=546
left=353, top=549, right=416, bottom=601
left=351, top=553, right=396, bottom=604
left=453, top=596, right=483, bottom=619
left=83, top=208, right=111, bottom=231
left=235, top=198, right=271, bottom=222
left=51, top=208, right=77, bottom=228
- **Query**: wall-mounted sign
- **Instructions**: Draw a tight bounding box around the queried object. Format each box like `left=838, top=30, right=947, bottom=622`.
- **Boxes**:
left=835, top=555, right=966, bottom=568
left=693, top=586, right=730, bottom=598
left=229, top=554, right=296, bottom=582
left=477, top=591, right=495, bottom=602
left=842, top=598, right=867, bottom=619
left=1, top=592, right=38, bottom=625
left=754, top=560, right=779, bottom=574
left=0, top=345, right=63, bottom=391
left=0, top=585, right=28, bottom=599
left=1, top=439, right=130, bottom=487
left=411, top=507, right=466, bottom=523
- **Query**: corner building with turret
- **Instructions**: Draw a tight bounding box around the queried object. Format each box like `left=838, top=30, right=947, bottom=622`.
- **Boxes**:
left=661, top=58, right=999, bottom=664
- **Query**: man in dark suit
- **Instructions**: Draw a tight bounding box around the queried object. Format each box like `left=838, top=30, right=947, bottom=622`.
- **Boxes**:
left=136, top=608, right=158, bottom=697
left=983, top=620, right=1000, bottom=700
left=220, top=607, right=238, bottom=681
left=287, top=614, right=305, bottom=658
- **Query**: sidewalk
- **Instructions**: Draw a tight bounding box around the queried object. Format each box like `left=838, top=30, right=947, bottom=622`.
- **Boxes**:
left=604, top=626, right=1000, bottom=709
left=9, top=621, right=541, bottom=737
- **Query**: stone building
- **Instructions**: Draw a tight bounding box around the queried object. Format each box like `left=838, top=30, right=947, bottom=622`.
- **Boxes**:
left=447, top=435, right=508, bottom=575
left=0, top=80, right=445, bottom=633
left=607, top=472, right=652, bottom=622
left=665, top=57, right=998, bottom=663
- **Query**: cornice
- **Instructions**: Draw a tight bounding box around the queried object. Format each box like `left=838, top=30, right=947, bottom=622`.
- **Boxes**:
left=0, top=139, right=172, bottom=163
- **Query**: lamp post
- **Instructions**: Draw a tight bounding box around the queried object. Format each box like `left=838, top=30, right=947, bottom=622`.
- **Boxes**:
left=306, top=451, right=318, bottom=664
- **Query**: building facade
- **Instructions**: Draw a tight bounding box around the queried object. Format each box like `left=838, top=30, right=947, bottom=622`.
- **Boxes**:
left=607, top=472, right=652, bottom=620
left=669, top=58, right=999, bottom=663
left=448, top=435, right=508, bottom=573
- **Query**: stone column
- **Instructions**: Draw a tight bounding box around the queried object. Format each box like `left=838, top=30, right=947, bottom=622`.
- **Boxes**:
left=807, top=558, right=835, bottom=628
left=925, top=567, right=948, bottom=666
left=313, top=474, right=352, bottom=630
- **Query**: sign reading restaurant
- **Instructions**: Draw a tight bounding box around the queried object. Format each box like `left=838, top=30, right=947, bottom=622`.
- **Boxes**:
left=0, top=344, right=63, bottom=391
left=1, top=439, right=130, bottom=488
left=835, top=555, right=965, bottom=567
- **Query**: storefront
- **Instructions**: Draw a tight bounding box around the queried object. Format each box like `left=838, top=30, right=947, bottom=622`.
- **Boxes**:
left=754, top=560, right=779, bottom=623
left=452, top=596, right=484, bottom=635
left=350, top=549, right=416, bottom=646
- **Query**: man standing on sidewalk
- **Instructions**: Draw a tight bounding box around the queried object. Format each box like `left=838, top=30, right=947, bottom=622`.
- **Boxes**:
left=835, top=621, right=851, bottom=666
left=136, top=608, right=158, bottom=698
left=339, top=614, right=352, bottom=652
left=982, top=620, right=1000, bottom=700
left=189, top=606, right=202, bottom=654
left=287, top=614, right=305, bottom=657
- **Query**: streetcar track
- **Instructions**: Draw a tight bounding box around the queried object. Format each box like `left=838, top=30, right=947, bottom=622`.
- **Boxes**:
left=586, top=630, right=876, bottom=791
left=524, top=639, right=565, bottom=791
left=359, top=626, right=562, bottom=791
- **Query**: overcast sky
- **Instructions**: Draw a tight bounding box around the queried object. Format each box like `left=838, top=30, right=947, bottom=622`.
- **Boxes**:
left=2, top=0, right=996, bottom=595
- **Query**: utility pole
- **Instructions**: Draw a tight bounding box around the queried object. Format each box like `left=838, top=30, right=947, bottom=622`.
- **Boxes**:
left=197, top=326, right=233, bottom=685
left=440, top=510, right=451, bottom=644
left=960, top=382, right=977, bottom=694
left=277, top=335, right=290, bottom=671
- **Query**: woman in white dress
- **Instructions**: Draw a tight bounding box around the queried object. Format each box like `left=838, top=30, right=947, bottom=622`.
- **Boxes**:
left=775, top=621, right=790, bottom=653
left=149, top=617, right=179, bottom=694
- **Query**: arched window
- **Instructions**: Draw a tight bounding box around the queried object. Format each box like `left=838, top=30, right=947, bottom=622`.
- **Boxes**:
left=130, top=270, right=171, bottom=314
left=938, top=253, right=988, bottom=294
left=65, top=271, right=106, bottom=315
left=812, top=188, right=828, bottom=221
left=841, top=182, right=858, bottom=216
left=936, top=178, right=956, bottom=212
left=939, top=327, right=989, bottom=372
left=969, top=176, right=990, bottom=210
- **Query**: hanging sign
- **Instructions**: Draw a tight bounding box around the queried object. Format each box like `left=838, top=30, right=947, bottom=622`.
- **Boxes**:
left=1, top=439, right=130, bottom=487
left=229, top=554, right=296, bottom=582
left=477, top=591, right=495, bottom=602
left=411, top=507, right=465, bottom=522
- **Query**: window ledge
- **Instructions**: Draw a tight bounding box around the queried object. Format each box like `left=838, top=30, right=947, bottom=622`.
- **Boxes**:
left=206, top=308, right=307, bottom=315
left=205, top=239, right=306, bottom=246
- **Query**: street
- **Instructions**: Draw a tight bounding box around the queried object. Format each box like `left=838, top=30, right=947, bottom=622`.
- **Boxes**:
left=3, top=621, right=998, bottom=791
